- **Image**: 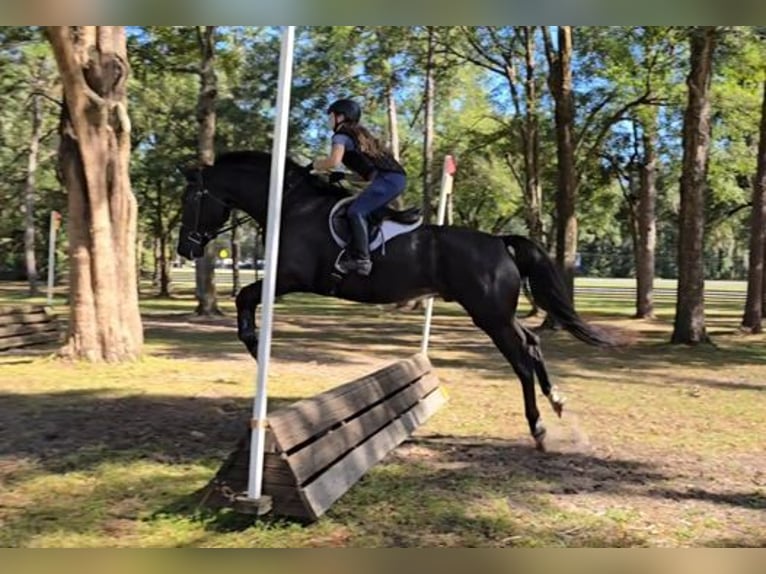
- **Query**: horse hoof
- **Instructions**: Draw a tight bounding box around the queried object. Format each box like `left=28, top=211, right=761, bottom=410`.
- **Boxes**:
left=549, top=391, right=565, bottom=418
left=533, top=424, right=547, bottom=452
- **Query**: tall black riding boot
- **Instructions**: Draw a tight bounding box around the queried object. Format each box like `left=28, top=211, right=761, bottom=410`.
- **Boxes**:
left=347, top=213, right=372, bottom=276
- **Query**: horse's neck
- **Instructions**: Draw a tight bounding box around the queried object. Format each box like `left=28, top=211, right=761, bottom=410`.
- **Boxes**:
left=228, top=169, right=311, bottom=226
left=231, top=182, right=269, bottom=227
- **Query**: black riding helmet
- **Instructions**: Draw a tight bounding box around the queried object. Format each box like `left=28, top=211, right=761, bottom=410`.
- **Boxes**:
left=327, top=98, right=361, bottom=124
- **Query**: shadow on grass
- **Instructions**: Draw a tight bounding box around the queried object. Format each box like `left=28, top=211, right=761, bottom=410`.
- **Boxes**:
left=152, top=434, right=672, bottom=543
left=0, top=390, right=300, bottom=475
left=2, top=389, right=762, bottom=546
left=647, top=488, right=766, bottom=510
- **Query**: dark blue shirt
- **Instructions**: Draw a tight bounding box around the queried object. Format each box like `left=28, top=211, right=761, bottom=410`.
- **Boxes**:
left=331, top=133, right=355, bottom=157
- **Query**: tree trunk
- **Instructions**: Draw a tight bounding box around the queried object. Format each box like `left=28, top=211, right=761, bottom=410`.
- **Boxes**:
left=24, top=92, right=42, bottom=295
left=385, top=83, right=404, bottom=210
left=741, top=79, right=766, bottom=332
left=386, top=83, right=400, bottom=161
left=230, top=213, right=241, bottom=297
left=422, top=26, right=436, bottom=224
left=158, top=232, right=171, bottom=298
left=636, top=110, right=658, bottom=318
left=544, top=26, right=577, bottom=299
left=522, top=26, right=544, bottom=244
left=46, top=26, right=143, bottom=361
left=671, top=27, right=717, bottom=345
left=152, top=236, right=160, bottom=287
left=194, top=26, right=221, bottom=316
left=762, top=239, right=766, bottom=318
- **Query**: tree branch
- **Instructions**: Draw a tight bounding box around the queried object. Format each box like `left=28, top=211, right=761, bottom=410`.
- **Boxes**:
left=434, top=27, right=505, bottom=76
left=577, top=88, right=660, bottom=184
left=505, top=152, right=524, bottom=190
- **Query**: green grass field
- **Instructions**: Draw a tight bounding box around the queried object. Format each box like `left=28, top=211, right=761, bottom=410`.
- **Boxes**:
left=0, top=274, right=764, bottom=547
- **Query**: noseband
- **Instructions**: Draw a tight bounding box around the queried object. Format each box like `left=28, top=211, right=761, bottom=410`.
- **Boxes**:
left=185, top=169, right=249, bottom=246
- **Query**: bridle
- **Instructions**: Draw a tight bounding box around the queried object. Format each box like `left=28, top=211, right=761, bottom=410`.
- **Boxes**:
left=185, top=168, right=251, bottom=247
left=184, top=161, right=309, bottom=247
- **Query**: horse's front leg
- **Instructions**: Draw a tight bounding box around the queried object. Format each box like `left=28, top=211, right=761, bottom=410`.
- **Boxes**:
left=235, top=280, right=262, bottom=359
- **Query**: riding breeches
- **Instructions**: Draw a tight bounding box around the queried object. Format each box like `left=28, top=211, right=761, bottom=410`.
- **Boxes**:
left=346, top=171, right=407, bottom=219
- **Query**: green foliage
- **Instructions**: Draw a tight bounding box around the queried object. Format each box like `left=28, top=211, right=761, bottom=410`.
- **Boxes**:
left=0, top=28, right=61, bottom=275
left=1, top=26, right=764, bottom=281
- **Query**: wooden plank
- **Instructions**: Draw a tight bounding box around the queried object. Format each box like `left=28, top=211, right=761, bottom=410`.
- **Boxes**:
left=0, top=311, right=51, bottom=327
left=285, top=373, right=441, bottom=484
left=200, top=433, right=310, bottom=519
left=264, top=483, right=314, bottom=521
left=0, top=304, right=49, bottom=316
left=0, top=331, right=60, bottom=351
left=298, top=386, right=448, bottom=519
left=0, top=322, right=59, bottom=339
left=270, top=353, right=430, bottom=427
left=209, top=431, right=298, bottom=486
left=202, top=479, right=309, bottom=520
left=268, top=354, right=431, bottom=451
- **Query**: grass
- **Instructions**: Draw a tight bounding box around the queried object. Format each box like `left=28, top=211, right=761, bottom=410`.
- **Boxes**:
left=1, top=275, right=765, bottom=547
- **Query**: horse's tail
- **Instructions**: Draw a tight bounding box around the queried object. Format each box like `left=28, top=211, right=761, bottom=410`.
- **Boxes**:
left=503, top=235, right=617, bottom=347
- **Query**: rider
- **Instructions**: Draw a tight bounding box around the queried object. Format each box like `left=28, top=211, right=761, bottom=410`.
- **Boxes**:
left=311, top=98, right=407, bottom=276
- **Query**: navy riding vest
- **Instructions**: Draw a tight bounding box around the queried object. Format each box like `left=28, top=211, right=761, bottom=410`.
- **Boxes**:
left=334, top=125, right=406, bottom=180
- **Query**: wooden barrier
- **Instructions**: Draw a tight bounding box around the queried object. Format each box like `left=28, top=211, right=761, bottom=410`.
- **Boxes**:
left=200, top=352, right=447, bottom=522
left=0, top=305, right=61, bottom=352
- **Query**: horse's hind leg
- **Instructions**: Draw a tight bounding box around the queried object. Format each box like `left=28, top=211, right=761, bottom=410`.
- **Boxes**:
left=478, top=318, right=547, bottom=451
left=516, top=320, right=565, bottom=418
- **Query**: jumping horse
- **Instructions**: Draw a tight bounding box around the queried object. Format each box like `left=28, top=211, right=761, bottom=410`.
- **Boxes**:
left=176, top=151, right=615, bottom=451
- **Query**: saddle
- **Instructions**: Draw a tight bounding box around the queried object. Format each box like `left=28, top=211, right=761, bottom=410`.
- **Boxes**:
left=328, top=197, right=423, bottom=253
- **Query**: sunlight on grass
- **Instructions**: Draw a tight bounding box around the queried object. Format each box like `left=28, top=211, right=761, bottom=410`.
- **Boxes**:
left=1, top=277, right=765, bottom=547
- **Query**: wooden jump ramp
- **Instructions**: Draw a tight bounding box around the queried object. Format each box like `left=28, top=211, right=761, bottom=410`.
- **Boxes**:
left=0, top=305, right=61, bottom=352
left=200, top=352, right=447, bottom=522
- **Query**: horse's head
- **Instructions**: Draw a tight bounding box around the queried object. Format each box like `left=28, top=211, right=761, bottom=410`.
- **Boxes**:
left=176, top=165, right=232, bottom=260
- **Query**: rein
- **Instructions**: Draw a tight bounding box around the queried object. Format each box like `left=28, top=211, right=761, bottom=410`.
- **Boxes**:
left=186, top=165, right=307, bottom=245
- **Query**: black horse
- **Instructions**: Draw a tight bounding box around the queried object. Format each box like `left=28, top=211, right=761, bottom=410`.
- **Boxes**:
left=177, top=151, right=615, bottom=451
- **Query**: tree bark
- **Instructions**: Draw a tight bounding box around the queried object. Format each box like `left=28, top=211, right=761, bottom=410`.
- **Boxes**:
left=762, top=240, right=766, bottom=318
left=386, top=83, right=400, bottom=161
left=636, top=110, right=658, bottom=318
left=544, top=26, right=577, bottom=298
left=522, top=26, right=544, bottom=244
left=385, top=82, right=405, bottom=210
left=741, top=79, right=766, bottom=332
left=422, top=26, right=436, bottom=224
left=762, top=241, right=766, bottom=318
left=24, top=91, right=42, bottom=295
left=46, top=26, right=143, bottom=361
left=158, top=233, right=171, bottom=298
left=194, top=26, right=221, bottom=316
left=671, top=27, right=717, bottom=345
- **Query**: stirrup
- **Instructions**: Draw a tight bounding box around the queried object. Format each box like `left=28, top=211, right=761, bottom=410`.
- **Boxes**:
left=333, top=250, right=351, bottom=275
left=333, top=250, right=371, bottom=276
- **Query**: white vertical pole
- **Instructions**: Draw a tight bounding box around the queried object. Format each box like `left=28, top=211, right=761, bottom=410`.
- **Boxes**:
left=421, top=155, right=456, bottom=355
left=247, top=26, right=295, bottom=502
left=46, top=211, right=58, bottom=307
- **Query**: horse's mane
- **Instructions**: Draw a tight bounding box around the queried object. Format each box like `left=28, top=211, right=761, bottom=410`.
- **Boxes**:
left=213, top=150, right=351, bottom=200
left=214, top=150, right=300, bottom=169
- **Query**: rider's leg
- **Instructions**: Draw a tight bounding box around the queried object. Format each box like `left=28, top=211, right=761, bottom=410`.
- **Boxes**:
left=346, top=211, right=371, bottom=274
left=340, top=172, right=406, bottom=275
